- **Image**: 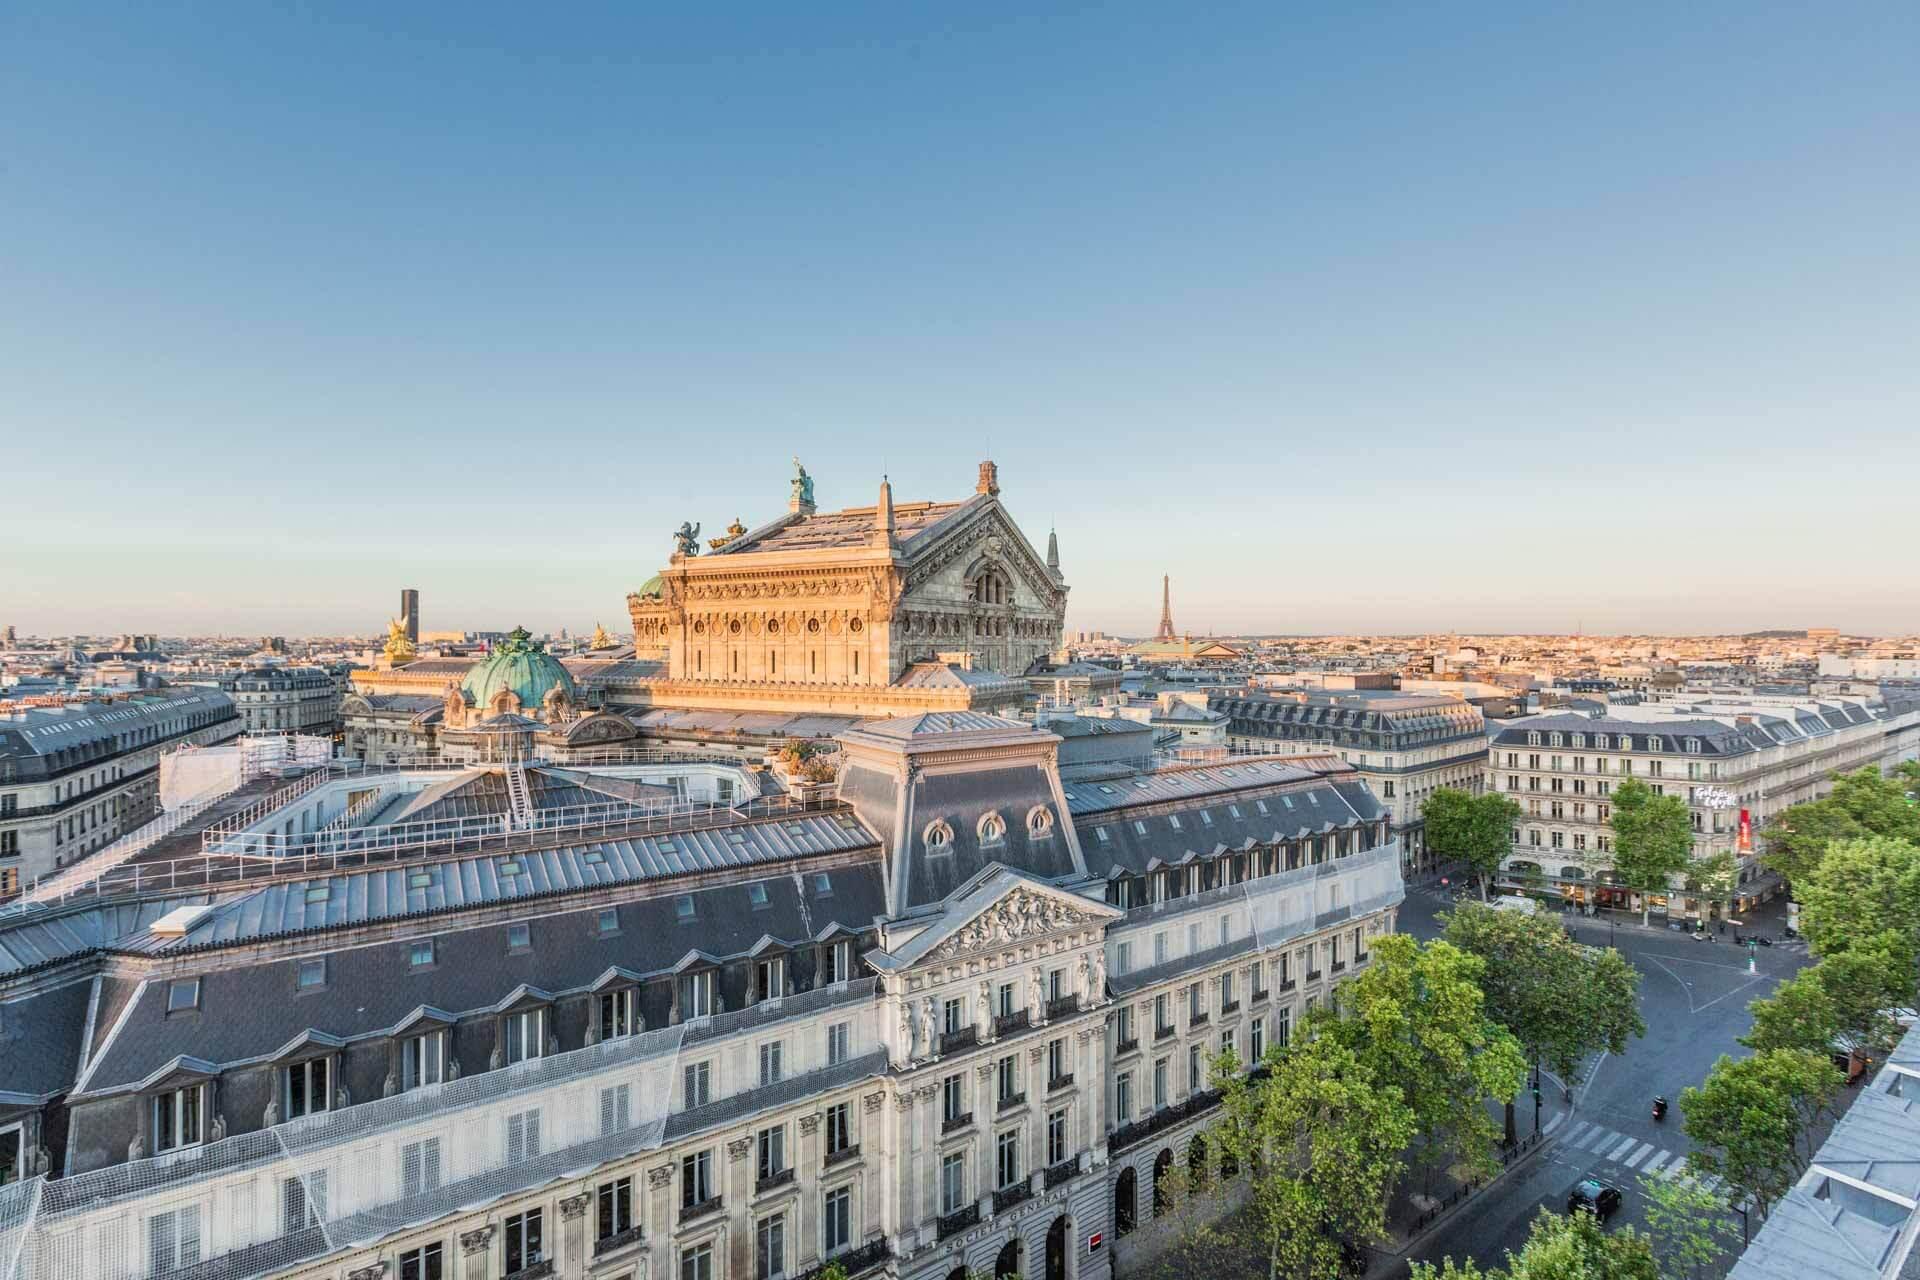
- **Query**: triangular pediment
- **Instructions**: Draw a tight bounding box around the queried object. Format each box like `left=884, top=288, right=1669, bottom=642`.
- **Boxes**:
left=892, top=869, right=1120, bottom=968
left=903, top=500, right=1063, bottom=610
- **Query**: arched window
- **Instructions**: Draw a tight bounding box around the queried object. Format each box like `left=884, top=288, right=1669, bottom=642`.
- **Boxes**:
left=924, top=820, right=954, bottom=854
left=978, top=811, right=1007, bottom=846
left=1045, top=1215, right=1069, bottom=1280
left=1152, top=1148, right=1174, bottom=1212
left=1188, top=1135, right=1209, bottom=1191
left=1114, top=1167, right=1137, bottom=1235
left=1026, top=806, right=1055, bottom=839
left=994, top=1237, right=1021, bottom=1280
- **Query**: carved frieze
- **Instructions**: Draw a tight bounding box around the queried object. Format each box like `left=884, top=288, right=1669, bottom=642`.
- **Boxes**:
left=922, top=888, right=1103, bottom=964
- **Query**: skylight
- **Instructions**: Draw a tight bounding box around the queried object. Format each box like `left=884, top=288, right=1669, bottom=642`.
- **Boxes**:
left=167, top=978, right=200, bottom=1012
left=304, top=885, right=330, bottom=904
left=748, top=883, right=769, bottom=907
left=676, top=895, right=696, bottom=920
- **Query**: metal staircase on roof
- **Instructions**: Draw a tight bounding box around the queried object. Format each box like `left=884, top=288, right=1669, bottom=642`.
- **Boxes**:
left=504, top=762, right=534, bottom=826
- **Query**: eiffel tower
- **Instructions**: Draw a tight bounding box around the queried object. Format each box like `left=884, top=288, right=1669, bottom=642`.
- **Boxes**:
left=1156, top=574, right=1176, bottom=642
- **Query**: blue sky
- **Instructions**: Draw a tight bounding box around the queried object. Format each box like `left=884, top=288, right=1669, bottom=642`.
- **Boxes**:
left=3, top=2, right=1915, bottom=638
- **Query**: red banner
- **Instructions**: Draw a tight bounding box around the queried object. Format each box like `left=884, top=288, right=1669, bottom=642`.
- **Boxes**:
left=1738, top=808, right=1752, bottom=853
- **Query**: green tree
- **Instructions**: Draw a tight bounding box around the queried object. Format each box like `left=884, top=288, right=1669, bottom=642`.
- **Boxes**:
left=1610, top=777, right=1695, bottom=926
left=1442, top=901, right=1645, bottom=1141
left=1685, top=849, right=1738, bottom=925
left=1424, top=788, right=1523, bottom=901
left=1639, top=1173, right=1736, bottom=1280
left=1324, top=934, right=1527, bottom=1193
left=1794, top=835, right=1920, bottom=959
left=1411, top=1208, right=1658, bottom=1279
left=1740, top=967, right=1841, bottom=1055
left=1763, top=766, right=1920, bottom=888
left=1210, top=1036, right=1414, bottom=1280
left=1680, top=1048, right=1843, bottom=1219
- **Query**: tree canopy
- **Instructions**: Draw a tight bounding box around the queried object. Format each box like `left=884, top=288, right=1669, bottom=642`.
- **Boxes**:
left=1793, top=835, right=1920, bottom=960
left=1609, top=777, right=1695, bottom=925
left=1210, top=1035, right=1415, bottom=1280
left=1442, top=901, right=1645, bottom=1087
left=1411, top=1208, right=1658, bottom=1279
left=1762, top=766, right=1920, bottom=888
left=1424, top=788, right=1522, bottom=900
left=1322, top=934, right=1527, bottom=1191
left=1681, top=1048, right=1843, bottom=1219
left=1639, top=1173, right=1736, bottom=1280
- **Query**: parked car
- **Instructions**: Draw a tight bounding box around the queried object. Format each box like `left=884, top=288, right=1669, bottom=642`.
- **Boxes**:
left=1567, top=1178, right=1623, bottom=1220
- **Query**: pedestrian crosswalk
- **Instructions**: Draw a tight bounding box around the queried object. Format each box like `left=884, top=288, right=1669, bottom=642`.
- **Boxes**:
left=1557, top=1119, right=1734, bottom=1198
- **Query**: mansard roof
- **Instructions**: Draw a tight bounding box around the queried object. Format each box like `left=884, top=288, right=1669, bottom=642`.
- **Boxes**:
left=710, top=496, right=979, bottom=556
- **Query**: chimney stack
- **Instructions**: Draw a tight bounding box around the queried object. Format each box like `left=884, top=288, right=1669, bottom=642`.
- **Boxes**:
left=976, top=460, right=1000, bottom=497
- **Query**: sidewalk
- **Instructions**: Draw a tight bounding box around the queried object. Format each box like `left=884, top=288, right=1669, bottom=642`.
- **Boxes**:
left=1366, top=1080, right=1576, bottom=1273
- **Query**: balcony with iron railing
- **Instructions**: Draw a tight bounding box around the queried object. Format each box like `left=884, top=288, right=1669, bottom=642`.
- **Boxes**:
left=993, top=1182, right=1033, bottom=1214
left=942, top=1111, right=974, bottom=1135
left=994, top=1009, right=1031, bottom=1037
left=938, top=1204, right=981, bottom=1240
left=1046, top=994, right=1079, bottom=1020
left=940, top=1026, right=978, bottom=1055
left=1044, top=1160, right=1079, bottom=1191
left=796, top=1238, right=891, bottom=1280
left=824, top=1142, right=861, bottom=1168
left=997, top=1091, right=1027, bottom=1113
left=595, top=1226, right=646, bottom=1256
left=756, top=1167, right=795, bottom=1194
left=1047, top=1073, right=1074, bottom=1093
left=680, top=1195, right=724, bottom=1224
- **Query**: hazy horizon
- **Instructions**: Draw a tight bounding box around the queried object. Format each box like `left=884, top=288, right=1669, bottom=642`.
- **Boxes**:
left=6, top=3, right=1916, bottom=637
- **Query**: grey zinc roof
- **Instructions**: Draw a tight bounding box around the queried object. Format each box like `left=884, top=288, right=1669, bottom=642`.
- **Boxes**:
left=1059, top=758, right=1333, bottom=817
left=0, top=687, right=236, bottom=760
left=854, top=711, right=1035, bottom=740
left=0, top=897, right=215, bottom=976
left=143, top=812, right=880, bottom=950
left=0, top=979, right=96, bottom=1102
left=80, top=868, right=891, bottom=1094
left=1729, top=1022, right=1920, bottom=1280
left=1072, top=783, right=1375, bottom=878
left=710, top=496, right=977, bottom=555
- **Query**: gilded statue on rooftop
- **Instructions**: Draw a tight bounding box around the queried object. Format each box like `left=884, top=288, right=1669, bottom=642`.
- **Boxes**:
left=383, top=618, right=417, bottom=666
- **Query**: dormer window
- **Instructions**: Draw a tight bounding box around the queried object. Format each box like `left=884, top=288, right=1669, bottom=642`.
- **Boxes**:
left=755, top=954, right=787, bottom=1002
left=167, top=979, right=200, bottom=1014
left=924, top=820, right=954, bottom=854
left=152, top=1083, right=205, bottom=1153
left=978, top=812, right=1007, bottom=846
left=1026, top=807, right=1055, bottom=839
left=285, top=1056, right=330, bottom=1120
left=501, top=1008, right=546, bottom=1065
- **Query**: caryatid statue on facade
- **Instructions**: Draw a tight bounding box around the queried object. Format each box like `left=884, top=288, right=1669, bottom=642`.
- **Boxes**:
left=899, top=1001, right=915, bottom=1064
left=1091, top=949, right=1107, bottom=1002
left=920, top=995, right=939, bottom=1058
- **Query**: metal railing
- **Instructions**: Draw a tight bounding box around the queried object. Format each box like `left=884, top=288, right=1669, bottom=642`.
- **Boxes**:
left=197, top=766, right=331, bottom=848
left=344, top=746, right=765, bottom=774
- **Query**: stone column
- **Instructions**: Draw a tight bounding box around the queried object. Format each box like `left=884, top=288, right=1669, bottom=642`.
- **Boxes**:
left=559, top=1191, right=592, bottom=1274
left=798, top=1113, right=823, bottom=1269
left=727, top=1135, right=755, bottom=1280
left=647, top=1164, right=677, bottom=1267
left=458, top=1225, right=495, bottom=1280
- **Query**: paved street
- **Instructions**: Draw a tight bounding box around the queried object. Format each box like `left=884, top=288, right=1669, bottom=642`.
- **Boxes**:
left=1392, top=886, right=1811, bottom=1274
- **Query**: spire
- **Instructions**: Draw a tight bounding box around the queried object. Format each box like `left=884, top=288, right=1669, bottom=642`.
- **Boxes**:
left=1046, top=526, right=1061, bottom=576
left=1156, top=574, right=1176, bottom=642
left=873, top=474, right=898, bottom=551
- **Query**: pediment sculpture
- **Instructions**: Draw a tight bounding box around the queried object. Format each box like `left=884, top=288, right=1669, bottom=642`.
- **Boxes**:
left=924, top=887, right=1100, bottom=962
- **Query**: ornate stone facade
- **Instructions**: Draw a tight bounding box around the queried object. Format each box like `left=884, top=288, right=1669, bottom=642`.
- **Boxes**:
left=624, top=462, right=1065, bottom=717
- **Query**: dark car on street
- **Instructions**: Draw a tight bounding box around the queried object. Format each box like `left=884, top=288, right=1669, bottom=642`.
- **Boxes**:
left=1567, top=1178, right=1623, bottom=1220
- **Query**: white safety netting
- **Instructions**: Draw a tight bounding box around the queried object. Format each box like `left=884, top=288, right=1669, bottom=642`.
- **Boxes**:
left=3, top=980, right=881, bottom=1280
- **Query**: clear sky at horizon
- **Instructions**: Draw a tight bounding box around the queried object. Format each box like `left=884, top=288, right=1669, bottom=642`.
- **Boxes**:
left=4, top=3, right=1916, bottom=639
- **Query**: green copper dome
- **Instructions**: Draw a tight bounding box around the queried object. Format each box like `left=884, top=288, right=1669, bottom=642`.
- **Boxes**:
left=460, top=626, right=577, bottom=712
left=635, top=573, right=665, bottom=599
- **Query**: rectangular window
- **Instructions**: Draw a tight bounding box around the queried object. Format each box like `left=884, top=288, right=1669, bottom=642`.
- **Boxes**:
left=682, top=1150, right=715, bottom=1207
left=285, top=1057, right=329, bottom=1120
left=1048, top=1037, right=1066, bottom=1084
left=598, top=1175, right=634, bottom=1241
left=1277, top=1007, right=1291, bottom=1048
left=402, top=1032, right=444, bottom=1091
left=1116, top=1072, right=1134, bottom=1122
left=943, top=997, right=964, bottom=1036
left=296, top=958, right=326, bottom=990
left=825, top=1101, right=852, bottom=1155
left=1155, top=993, right=1170, bottom=1034
left=401, top=1137, right=442, bottom=1198
left=684, top=1061, right=712, bottom=1109
left=996, top=1128, right=1020, bottom=1188
left=281, top=1170, right=328, bottom=1232
left=148, top=1205, right=201, bottom=1275
left=685, top=970, right=714, bottom=1019
left=823, top=1185, right=852, bottom=1254
left=600, top=1083, right=632, bottom=1135
left=822, top=939, right=852, bottom=985
left=153, top=1085, right=203, bottom=1153
left=399, top=1242, right=445, bottom=1280
left=505, top=1109, right=542, bottom=1163
left=1153, top=1058, right=1168, bottom=1109
left=941, top=1152, right=966, bottom=1214
left=997, top=1054, right=1018, bottom=1104
left=757, top=1124, right=787, bottom=1182
left=943, top=1072, right=966, bottom=1124
left=1250, top=1016, right=1266, bottom=1061
left=756, top=1213, right=789, bottom=1280
left=598, top=987, right=636, bottom=1039
left=759, top=1040, right=785, bottom=1086
left=756, top=955, right=786, bottom=1000
left=167, top=978, right=200, bottom=1013
left=502, top=1009, right=545, bottom=1065
left=505, top=1208, right=545, bottom=1274
left=827, top=1021, right=851, bottom=1066
left=409, top=940, right=434, bottom=968
left=1047, top=1108, right=1069, bottom=1167
left=1188, top=1044, right=1203, bottom=1093
left=682, top=1243, right=714, bottom=1280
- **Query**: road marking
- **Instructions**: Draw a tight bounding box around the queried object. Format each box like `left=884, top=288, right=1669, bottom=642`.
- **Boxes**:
left=1623, top=1142, right=1654, bottom=1169
left=1564, top=1120, right=1594, bottom=1146
left=1578, top=1051, right=1609, bottom=1103
left=1543, top=1112, right=1566, bottom=1136
left=1659, top=1160, right=1686, bottom=1180
left=1642, top=1151, right=1670, bottom=1175
left=1575, top=1126, right=1613, bottom=1152
left=1607, top=1135, right=1639, bottom=1161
